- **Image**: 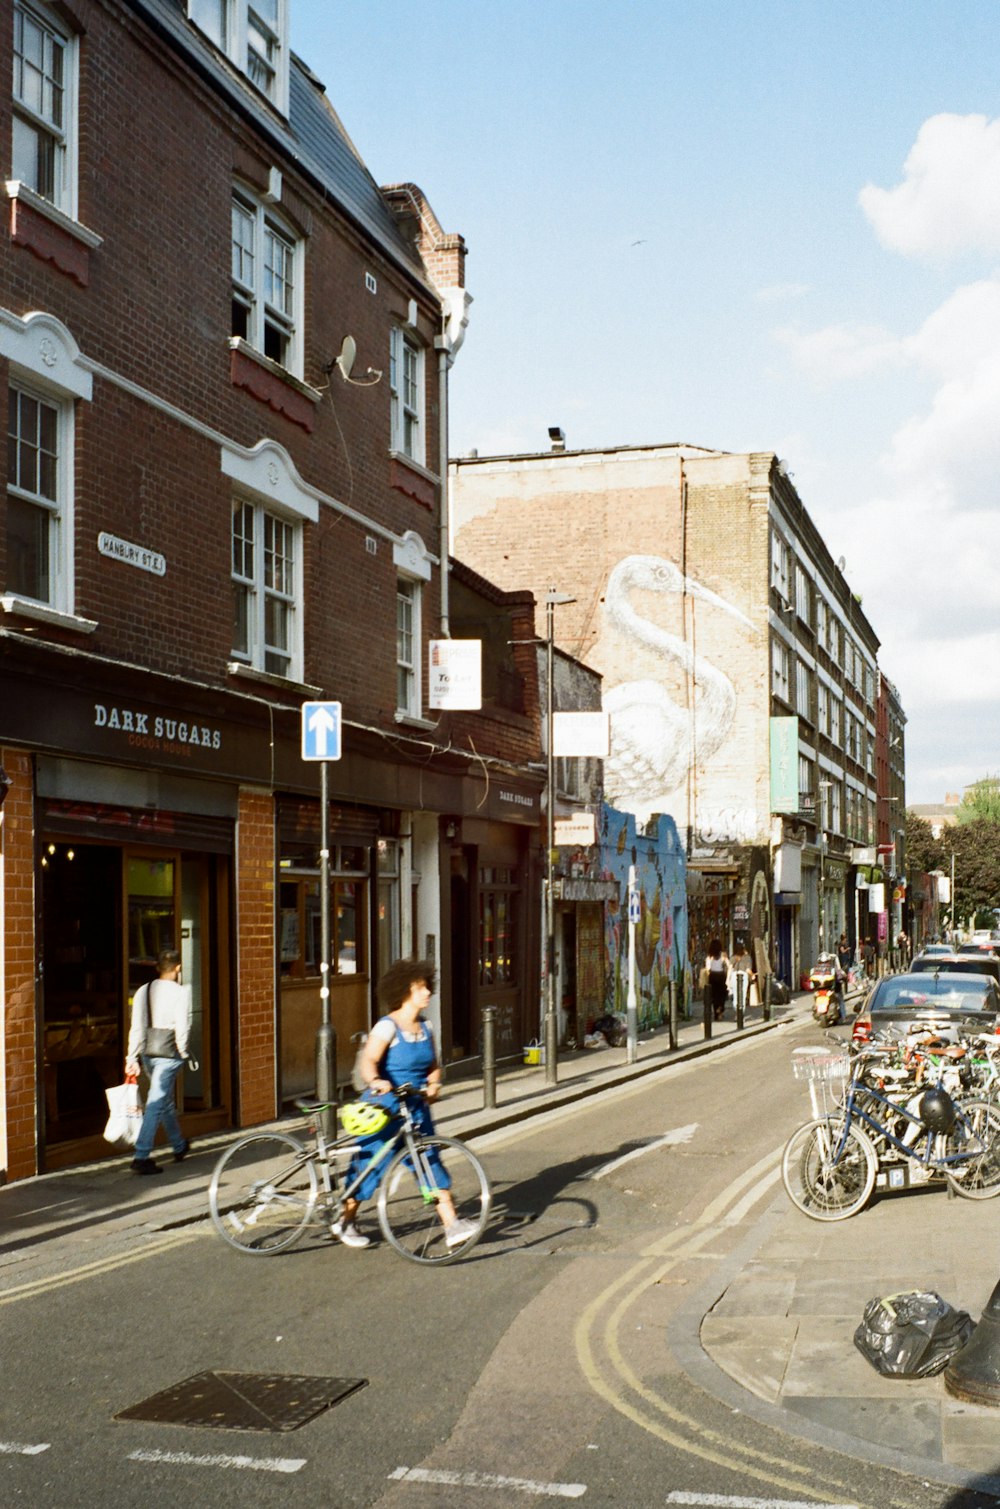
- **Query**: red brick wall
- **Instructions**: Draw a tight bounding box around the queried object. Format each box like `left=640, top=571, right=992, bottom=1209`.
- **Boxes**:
left=235, top=788, right=277, bottom=1126
left=2, top=750, right=38, bottom=1180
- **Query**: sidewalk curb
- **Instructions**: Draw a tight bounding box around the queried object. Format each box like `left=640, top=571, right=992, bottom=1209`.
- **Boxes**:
left=668, top=1192, right=1000, bottom=1497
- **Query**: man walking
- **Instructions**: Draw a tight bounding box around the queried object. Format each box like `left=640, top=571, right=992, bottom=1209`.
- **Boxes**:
left=125, top=948, right=193, bottom=1175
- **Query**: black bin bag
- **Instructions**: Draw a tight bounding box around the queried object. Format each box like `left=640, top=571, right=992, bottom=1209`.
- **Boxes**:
left=854, top=1290, right=975, bottom=1378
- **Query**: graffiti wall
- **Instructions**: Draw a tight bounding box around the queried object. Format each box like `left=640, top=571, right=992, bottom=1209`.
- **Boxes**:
left=598, top=804, right=687, bottom=1026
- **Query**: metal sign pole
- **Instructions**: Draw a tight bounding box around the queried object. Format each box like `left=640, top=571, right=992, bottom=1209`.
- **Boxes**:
left=315, top=759, right=336, bottom=1138
left=626, top=864, right=638, bottom=1064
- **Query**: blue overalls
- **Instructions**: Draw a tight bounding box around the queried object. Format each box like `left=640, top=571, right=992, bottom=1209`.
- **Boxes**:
left=349, top=1017, right=451, bottom=1202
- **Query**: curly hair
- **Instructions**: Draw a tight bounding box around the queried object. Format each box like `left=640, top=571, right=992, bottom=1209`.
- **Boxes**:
left=377, top=957, right=436, bottom=1012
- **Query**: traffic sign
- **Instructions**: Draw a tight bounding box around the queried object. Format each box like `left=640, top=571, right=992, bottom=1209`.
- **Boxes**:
left=301, top=701, right=342, bottom=761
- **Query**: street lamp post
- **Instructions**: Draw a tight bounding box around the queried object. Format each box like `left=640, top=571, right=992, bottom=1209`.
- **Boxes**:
left=543, top=588, right=575, bottom=1088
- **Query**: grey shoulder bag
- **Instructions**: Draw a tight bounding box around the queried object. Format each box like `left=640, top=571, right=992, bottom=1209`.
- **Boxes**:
left=141, top=980, right=179, bottom=1058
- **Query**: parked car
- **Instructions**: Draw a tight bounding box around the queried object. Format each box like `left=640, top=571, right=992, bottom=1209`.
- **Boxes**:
left=910, top=952, right=1000, bottom=986
left=919, top=944, right=954, bottom=957
left=852, top=970, right=1000, bottom=1047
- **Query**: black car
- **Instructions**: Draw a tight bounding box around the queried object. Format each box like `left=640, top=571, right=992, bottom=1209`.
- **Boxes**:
left=852, top=970, right=1000, bottom=1047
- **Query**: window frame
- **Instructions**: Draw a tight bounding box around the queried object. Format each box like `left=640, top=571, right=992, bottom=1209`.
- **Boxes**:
left=389, top=325, right=424, bottom=465
left=770, top=529, right=790, bottom=599
left=395, top=574, right=421, bottom=717
left=6, top=377, right=73, bottom=612
left=12, top=0, right=78, bottom=217
left=231, top=188, right=302, bottom=376
left=771, top=638, right=790, bottom=703
left=188, top=0, right=289, bottom=113
left=230, top=492, right=303, bottom=681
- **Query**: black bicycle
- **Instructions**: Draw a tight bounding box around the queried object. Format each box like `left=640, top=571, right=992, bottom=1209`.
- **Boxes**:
left=783, top=1045, right=1000, bottom=1221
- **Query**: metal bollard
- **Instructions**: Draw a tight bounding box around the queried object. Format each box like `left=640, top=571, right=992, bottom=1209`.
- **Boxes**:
left=735, top=970, right=746, bottom=1031
left=703, top=982, right=712, bottom=1040
left=668, top=978, right=678, bottom=1051
left=482, top=1005, right=496, bottom=1110
left=763, top=973, right=772, bottom=1022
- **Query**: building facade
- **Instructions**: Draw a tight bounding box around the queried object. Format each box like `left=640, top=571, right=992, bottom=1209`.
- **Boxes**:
left=451, top=440, right=901, bottom=992
left=1, top=0, right=542, bottom=1179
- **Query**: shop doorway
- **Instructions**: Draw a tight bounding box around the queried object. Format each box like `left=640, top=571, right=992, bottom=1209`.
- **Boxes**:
left=41, top=841, right=230, bottom=1163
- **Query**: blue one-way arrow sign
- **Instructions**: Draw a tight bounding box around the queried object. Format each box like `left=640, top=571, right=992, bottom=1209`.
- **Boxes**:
left=301, top=701, right=342, bottom=761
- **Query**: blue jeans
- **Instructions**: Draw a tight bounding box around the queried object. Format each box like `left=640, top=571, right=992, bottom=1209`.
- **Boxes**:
left=135, top=1055, right=185, bottom=1160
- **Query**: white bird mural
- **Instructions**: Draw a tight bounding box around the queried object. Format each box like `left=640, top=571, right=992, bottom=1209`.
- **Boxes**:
left=602, top=553, right=756, bottom=820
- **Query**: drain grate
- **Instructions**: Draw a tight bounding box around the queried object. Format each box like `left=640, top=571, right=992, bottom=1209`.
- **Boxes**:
left=115, top=1371, right=367, bottom=1433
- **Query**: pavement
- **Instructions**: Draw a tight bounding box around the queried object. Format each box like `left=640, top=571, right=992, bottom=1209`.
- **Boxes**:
left=4, top=989, right=1000, bottom=1498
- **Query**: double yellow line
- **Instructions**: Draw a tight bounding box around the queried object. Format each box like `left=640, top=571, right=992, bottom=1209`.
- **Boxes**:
left=573, top=1147, right=866, bottom=1505
left=0, top=1229, right=201, bottom=1308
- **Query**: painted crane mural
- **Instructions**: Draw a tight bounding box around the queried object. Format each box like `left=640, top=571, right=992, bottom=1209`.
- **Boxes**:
left=602, top=553, right=756, bottom=823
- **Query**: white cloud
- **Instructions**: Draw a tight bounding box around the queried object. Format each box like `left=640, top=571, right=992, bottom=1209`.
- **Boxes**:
left=773, top=321, right=904, bottom=384
left=859, top=113, right=1000, bottom=261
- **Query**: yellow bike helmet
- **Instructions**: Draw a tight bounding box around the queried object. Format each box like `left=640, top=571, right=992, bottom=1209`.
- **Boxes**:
left=340, top=1099, right=390, bottom=1137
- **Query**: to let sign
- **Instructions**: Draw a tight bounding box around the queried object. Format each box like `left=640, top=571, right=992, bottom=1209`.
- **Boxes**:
left=301, top=701, right=342, bottom=761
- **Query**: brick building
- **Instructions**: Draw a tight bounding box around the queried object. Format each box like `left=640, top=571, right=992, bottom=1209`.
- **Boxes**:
left=451, top=440, right=901, bottom=992
left=1, top=0, right=543, bottom=1178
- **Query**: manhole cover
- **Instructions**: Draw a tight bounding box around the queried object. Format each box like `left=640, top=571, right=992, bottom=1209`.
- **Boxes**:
left=115, top=1371, right=367, bottom=1433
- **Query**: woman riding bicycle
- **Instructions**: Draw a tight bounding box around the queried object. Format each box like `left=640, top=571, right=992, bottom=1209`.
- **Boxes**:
left=332, top=957, right=477, bottom=1251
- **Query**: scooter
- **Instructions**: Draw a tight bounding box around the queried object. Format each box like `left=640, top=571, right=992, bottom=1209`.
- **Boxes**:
left=808, top=954, right=844, bottom=1028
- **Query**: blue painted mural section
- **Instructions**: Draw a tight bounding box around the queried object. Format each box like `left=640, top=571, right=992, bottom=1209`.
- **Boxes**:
left=598, top=804, right=687, bottom=1025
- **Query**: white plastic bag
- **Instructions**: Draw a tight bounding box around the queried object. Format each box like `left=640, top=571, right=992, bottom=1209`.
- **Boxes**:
left=104, top=1075, right=144, bottom=1146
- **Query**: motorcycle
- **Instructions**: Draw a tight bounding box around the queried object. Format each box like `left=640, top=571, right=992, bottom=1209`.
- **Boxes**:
left=808, top=954, right=844, bottom=1027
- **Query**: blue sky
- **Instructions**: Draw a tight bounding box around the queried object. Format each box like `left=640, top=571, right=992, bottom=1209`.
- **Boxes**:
left=293, top=1, right=1000, bottom=804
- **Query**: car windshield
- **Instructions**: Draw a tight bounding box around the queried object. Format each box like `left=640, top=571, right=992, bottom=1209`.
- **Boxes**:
left=872, top=975, right=998, bottom=1012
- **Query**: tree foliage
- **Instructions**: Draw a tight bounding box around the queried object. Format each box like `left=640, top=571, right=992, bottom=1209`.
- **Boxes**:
left=905, top=810, right=1000, bottom=923
left=956, top=777, right=1000, bottom=826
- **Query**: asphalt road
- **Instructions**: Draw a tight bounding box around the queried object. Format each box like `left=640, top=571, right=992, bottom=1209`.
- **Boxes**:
left=3, top=1021, right=998, bottom=1508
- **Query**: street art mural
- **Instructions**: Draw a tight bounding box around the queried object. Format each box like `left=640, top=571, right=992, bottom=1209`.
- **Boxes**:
left=598, top=804, right=687, bottom=1025
left=602, top=553, right=756, bottom=824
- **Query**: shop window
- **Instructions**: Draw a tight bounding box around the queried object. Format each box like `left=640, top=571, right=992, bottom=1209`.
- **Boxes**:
left=479, top=865, right=518, bottom=987
left=278, top=844, right=368, bottom=978
left=376, top=837, right=401, bottom=981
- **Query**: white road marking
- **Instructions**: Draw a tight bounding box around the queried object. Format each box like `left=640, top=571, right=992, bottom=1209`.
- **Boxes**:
left=667, top=1493, right=858, bottom=1508
left=389, top=1465, right=586, bottom=1497
left=127, top=1448, right=305, bottom=1474
left=587, top=1124, right=699, bottom=1179
left=0, top=1440, right=50, bottom=1455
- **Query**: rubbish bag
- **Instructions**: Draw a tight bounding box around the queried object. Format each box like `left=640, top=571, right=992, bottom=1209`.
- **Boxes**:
left=854, top=1290, right=975, bottom=1378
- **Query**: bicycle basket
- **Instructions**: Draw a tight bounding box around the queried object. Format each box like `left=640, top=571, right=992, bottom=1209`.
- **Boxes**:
left=791, top=1047, right=850, bottom=1083
left=340, top=1100, right=390, bottom=1137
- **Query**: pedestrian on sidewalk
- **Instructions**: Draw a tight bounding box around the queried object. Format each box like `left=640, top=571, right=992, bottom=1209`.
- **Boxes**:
left=705, top=938, right=730, bottom=1020
left=332, top=957, right=476, bottom=1251
left=125, top=948, right=194, bottom=1175
left=728, top=941, right=755, bottom=1009
left=837, top=932, right=852, bottom=973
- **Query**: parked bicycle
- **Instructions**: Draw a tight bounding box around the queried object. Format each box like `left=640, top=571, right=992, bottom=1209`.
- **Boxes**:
left=208, top=1084, right=491, bottom=1264
left=782, top=1044, right=1000, bottom=1221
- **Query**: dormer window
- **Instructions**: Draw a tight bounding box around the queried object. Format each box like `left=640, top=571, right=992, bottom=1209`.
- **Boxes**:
left=188, top=0, right=288, bottom=113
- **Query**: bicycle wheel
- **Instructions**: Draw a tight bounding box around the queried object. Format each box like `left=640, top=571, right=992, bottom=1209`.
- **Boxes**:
left=945, top=1099, right=1000, bottom=1200
left=209, top=1132, right=318, bottom=1253
left=781, top=1117, right=877, bottom=1221
left=376, top=1135, right=490, bottom=1265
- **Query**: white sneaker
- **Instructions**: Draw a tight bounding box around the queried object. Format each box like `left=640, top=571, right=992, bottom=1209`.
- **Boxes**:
left=331, top=1220, right=370, bottom=1249
left=444, top=1217, right=478, bottom=1249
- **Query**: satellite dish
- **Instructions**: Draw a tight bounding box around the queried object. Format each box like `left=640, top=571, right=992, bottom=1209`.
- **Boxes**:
left=836, top=556, right=846, bottom=572
left=335, top=335, right=356, bottom=381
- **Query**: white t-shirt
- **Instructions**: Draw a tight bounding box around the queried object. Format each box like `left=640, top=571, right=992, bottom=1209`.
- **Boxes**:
left=127, top=978, right=192, bottom=1060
